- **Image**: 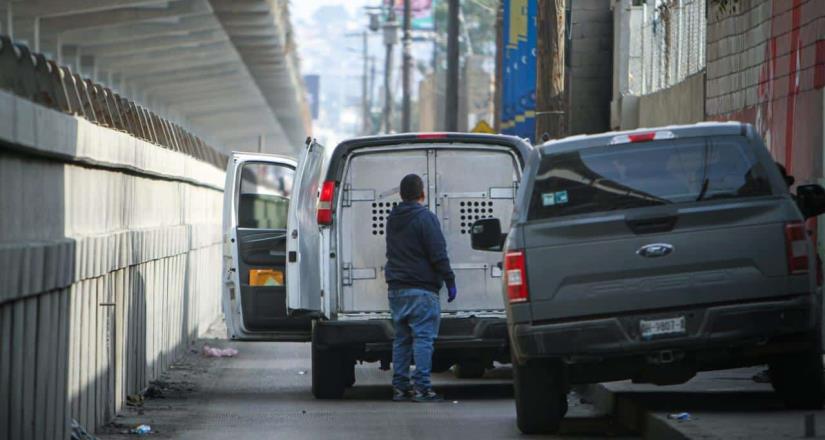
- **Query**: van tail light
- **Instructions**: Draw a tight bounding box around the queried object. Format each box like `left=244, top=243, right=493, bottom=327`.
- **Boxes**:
left=317, top=180, right=336, bottom=225
left=504, top=251, right=529, bottom=303
left=785, top=222, right=809, bottom=274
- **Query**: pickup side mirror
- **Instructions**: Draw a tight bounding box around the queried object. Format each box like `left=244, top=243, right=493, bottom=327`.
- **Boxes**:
left=796, top=184, right=825, bottom=218
left=471, top=218, right=506, bottom=252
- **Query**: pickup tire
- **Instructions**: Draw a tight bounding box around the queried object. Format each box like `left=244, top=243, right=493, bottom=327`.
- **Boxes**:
left=513, top=356, right=567, bottom=434
left=311, top=338, right=347, bottom=399
left=769, top=350, right=825, bottom=409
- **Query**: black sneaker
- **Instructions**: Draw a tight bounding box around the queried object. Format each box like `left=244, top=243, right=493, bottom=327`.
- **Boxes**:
left=392, top=387, right=414, bottom=402
left=412, top=389, right=444, bottom=402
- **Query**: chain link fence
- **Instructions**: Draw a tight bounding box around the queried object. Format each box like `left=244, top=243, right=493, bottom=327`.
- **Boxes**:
left=635, top=0, right=706, bottom=95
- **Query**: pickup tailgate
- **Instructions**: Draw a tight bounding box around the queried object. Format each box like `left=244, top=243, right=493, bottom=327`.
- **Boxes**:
left=524, top=201, right=791, bottom=321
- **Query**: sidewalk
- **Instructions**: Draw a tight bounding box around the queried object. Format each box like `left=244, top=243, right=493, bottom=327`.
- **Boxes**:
left=585, top=367, right=825, bottom=439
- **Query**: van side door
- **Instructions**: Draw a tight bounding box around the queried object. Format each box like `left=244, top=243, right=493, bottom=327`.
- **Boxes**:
left=221, top=149, right=316, bottom=340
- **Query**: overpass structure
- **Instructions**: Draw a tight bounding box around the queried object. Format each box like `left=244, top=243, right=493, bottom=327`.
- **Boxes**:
left=0, top=1, right=310, bottom=439
left=1, top=0, right=310, bottom=153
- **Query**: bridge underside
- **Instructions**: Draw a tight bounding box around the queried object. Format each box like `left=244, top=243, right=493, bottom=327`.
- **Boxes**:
left=2, top=0, right=310, bottom=154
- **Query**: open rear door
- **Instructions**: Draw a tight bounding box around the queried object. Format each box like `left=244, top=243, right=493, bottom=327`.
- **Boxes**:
left=222, top=143, right=322, bottom=341
left=286, top=140, right=325, bottom=313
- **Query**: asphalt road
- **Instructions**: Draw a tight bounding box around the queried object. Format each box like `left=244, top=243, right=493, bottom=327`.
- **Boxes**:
left=98, top=322, right=635, bottom=440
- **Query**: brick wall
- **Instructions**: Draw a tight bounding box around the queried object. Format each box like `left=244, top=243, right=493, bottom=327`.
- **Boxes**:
left=707, top=0, right=825, bottom=183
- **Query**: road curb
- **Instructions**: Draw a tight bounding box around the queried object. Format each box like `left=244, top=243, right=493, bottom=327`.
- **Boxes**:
left=581, top=384, right=721, bottom=439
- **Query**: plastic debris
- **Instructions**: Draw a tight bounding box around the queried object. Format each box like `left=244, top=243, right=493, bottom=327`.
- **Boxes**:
left=668, top=412, right=692, bottom=421
left=452, top=400, right=459, bottom=404
left=71, top=419, right=99, bottom=440
left=131, top=424, right=152, bottom=435
left=202, top=345, right=239, bottom=358
left=298, top=370, right=307, bottom=375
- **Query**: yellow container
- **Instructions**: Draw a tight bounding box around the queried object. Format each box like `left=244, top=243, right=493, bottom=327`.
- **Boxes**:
left=249, top=269, right=284, bottom=286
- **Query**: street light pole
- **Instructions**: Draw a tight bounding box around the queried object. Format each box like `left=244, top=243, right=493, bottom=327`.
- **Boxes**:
left=383, top=10, right=398, bottom=133
left=401, top=0, right=412, bottom=133
left=446, top=0, right=460, bottom=132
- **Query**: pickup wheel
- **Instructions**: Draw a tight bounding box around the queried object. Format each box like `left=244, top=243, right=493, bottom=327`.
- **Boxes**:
left=512, top=356, right=567, bottom=434
left=453, top=361, right=486, bottom=379
left=311, top=339, right=347, bottom=399
left=769, top=350, right=825, bottom=409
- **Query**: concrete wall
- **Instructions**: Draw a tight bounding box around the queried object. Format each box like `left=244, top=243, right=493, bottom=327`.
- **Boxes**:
left=706, top=0, right=825, bottom=183
left=638, top=71, right=706, bottom=128
left=569, top=0, right=614, bottom=135
left=0, top=90, right=224, bottom=438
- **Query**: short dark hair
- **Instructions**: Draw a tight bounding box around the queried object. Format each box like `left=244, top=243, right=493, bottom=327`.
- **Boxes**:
left=400, top=174, right=424, bottom=202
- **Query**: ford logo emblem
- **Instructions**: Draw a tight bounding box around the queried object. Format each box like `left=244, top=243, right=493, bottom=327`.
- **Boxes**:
left=637, top=243, right=674, bottom=258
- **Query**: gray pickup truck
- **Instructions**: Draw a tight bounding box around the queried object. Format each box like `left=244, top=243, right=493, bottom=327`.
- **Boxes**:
left=472, top=122, right=825, bottom=434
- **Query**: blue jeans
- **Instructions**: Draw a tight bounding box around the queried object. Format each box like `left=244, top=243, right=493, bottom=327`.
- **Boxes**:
left=389, top=288, right=441, bottom=392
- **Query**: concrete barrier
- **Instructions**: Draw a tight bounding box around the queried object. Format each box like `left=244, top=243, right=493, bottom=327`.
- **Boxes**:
left=0, top=90, right=225, bottom=438
left=637, top=72, right=706, bottom=129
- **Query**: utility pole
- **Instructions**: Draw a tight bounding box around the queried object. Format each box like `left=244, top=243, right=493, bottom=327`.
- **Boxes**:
left=445, top=0, right=460, bottom=132
left=401, top=0, right=412, bottom=132
left=494, top=1, right=503, bottom=132
left=535, top=0, right=567, bottom=141
left=362, top=30, right=370, bottom=135
left=383, top=10, right=399, bottom=133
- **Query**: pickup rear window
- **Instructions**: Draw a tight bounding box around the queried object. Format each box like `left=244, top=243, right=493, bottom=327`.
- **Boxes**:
left=528, top=136, right=774, bottom=220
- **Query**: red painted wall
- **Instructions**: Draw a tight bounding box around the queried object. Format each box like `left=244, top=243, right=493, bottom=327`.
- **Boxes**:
left=707, top=0, right=825, bottom=183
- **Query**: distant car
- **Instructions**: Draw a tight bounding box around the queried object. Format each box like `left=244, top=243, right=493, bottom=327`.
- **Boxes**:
left=471, top=122, right=825, bottom=434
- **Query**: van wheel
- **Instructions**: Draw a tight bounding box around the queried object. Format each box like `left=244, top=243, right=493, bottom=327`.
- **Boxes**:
left=512, top=356, right=567, bottom=434
left=453, top=361, right=486, bottom=379
left=769, top=350, right=825, bottom=409
left=311, top=340, right=346, bottom=399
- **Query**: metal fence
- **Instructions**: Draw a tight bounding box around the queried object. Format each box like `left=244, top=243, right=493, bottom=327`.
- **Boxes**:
left=0, top=34, right=227, bottom=169
left=636, top=0, right=706, bottom=95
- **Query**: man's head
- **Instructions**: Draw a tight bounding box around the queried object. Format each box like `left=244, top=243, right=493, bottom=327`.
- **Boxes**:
left=400, top=174, right=425, bottom=203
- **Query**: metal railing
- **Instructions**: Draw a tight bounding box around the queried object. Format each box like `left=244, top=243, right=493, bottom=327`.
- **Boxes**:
left=637, top=0, right=706, bottom=95
left=0, top=34, right=227, bottom=169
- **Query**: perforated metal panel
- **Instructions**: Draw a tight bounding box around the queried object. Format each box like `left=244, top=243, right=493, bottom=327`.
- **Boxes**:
left=340, top=150, right=428, bottom=312
left=435, top=149, right=518, bottom=312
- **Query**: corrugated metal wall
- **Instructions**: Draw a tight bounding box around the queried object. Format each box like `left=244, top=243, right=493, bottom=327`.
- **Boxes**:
left=0, top=90, right=224, bottom=438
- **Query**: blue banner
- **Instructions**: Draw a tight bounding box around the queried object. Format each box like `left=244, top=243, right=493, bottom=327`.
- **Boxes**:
left=500, top=0, right=536, bottom=143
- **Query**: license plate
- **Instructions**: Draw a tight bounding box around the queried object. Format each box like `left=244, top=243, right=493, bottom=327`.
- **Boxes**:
left=640, top=316, right=686, bottom=339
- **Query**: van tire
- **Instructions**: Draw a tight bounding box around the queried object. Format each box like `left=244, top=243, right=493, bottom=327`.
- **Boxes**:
left=453, top=361, right=486, bottom=379
left=513, top=356, right=566, bottom=434
left=769, top=350, right=825, bottom=409
left=311, top=340, right=347, bottom=399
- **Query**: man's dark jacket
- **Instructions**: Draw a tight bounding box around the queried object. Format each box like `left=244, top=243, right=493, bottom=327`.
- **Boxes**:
left=385, top=201, right=455, bottom=294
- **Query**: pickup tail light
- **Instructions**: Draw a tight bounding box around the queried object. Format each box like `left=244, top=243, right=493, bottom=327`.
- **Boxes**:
left=317, top=180, right=336, bottom=225
left=504, top=251, right=529, bottom=303
left=610, top=130, right=675, bottom=145
left=785, top=222, right=809, bottom=274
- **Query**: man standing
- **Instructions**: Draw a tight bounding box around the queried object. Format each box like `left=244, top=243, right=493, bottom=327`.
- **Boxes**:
left=385, top=174, right=457, bottom=402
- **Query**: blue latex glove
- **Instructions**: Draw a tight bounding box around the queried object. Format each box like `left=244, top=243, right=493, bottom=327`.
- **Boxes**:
left=448, top=286, right=457, bottom=303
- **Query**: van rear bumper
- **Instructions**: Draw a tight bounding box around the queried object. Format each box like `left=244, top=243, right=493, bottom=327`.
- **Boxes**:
left=511, top=294, right=819, bottom=362
left=314, top=316, right=509, bottom=351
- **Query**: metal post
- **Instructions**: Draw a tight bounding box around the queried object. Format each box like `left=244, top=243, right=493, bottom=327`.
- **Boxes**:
left=6, top=2, right=13, bottom=40
left=446, top=0, right=460, bottom=132
left=402, top=0, right=412, bottom=132
left=33, top=17, right=39, bottom=52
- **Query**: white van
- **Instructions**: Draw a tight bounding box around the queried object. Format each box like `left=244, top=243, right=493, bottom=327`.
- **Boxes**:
left=222, top=134, right=532, bottom=399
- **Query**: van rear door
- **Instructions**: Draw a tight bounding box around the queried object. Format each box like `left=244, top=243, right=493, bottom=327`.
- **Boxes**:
left=222, top=142, right=324, bottom=340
